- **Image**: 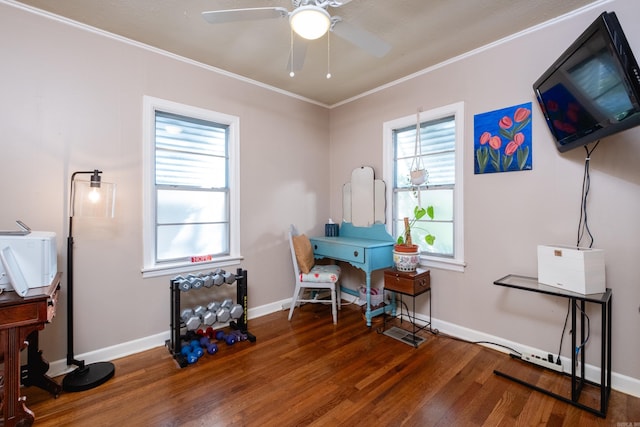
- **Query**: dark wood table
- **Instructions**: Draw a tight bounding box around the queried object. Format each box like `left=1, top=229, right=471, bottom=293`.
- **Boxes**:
left=0, top=272, right=61, bottom=426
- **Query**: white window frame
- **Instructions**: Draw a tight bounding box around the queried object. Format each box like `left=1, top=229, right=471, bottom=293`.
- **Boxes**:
left=383, top=101, right=466, bottom=272
left=142, top=96, right=241, bottom=278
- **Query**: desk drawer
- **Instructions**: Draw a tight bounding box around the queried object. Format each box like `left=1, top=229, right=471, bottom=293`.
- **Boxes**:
left=312, top=240, right=365, bottom=264
left=0, top=302, right=43, bottom=327
left=384, top=268, right=430, bottom=296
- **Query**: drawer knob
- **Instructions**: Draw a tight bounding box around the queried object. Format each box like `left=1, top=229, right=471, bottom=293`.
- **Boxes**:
left=314, top=244, right=318, bottom=250
left=353, top=250, right=359, bottom=257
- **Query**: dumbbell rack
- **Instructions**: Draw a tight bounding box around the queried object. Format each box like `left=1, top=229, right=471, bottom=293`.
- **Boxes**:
left=166, top=267, right=256, bottom=368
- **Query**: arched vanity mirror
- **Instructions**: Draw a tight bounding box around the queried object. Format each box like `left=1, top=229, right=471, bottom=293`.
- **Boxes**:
left=311, top=165, right=394, bottom=327
left=343, top=166, right=386, bottom=226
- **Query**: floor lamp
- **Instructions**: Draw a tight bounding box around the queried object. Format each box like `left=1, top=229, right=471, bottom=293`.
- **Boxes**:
left=63, top=170, right=116, bottom=392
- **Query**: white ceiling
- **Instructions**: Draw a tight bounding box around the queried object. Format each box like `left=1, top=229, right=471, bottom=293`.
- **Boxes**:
left=13, top=0, right=601, bottom=106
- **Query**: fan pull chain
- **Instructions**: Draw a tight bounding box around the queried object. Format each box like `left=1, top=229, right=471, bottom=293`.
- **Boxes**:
left=326, top=31, right=332, bottom=79
left=289, top=27, right=295, bottom=78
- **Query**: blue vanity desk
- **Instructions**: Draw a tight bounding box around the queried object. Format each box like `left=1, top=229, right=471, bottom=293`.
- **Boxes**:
left=310, top=222, right=395, bottom=326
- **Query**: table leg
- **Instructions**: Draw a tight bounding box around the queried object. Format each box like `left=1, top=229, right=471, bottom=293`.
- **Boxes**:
left=2, top=328, right=35, bottom=427
left=21, top=330, right=62, bottom=397
left=364, top=272, right=372, bottom=326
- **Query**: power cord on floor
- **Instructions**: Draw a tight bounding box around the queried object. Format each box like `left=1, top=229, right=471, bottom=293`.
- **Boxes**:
left=389, top=299, right=522, bottom=357
left=434, top=329, right=523, bottom=357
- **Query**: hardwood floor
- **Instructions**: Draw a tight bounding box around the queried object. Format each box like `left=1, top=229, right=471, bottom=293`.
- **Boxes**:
left=23, top=302, right=640, bottom=426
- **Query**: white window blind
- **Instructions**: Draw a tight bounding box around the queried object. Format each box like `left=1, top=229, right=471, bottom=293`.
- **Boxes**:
left=154, top=111, right=230, bottom=263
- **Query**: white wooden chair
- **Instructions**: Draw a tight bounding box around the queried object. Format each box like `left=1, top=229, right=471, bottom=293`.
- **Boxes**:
left=288, top=225, right=341, bottom=324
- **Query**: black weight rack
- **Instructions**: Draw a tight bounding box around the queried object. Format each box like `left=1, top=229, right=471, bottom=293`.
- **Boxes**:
left=166, top=267, right=256, bottom=367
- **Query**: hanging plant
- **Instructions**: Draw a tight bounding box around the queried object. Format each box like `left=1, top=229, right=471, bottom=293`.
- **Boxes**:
left=410, top=108, right=428, bottom=186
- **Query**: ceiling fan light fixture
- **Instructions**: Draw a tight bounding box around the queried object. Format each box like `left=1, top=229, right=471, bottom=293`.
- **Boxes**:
left=290, top=6, right=331, bottom=40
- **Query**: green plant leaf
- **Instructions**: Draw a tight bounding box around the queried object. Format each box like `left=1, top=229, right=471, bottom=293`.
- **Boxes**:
left=499, top=128, right=513, bottom=140
left=502, top=154, right=513, bottom=170
left=426, top=205, right=434, bottom=220
left=476, top=147, right=488, bottom=173
left=414, top=206, right=426, bottom=220
left=512, top=117, right=531, bottom=134
left=518, top=146, right=530, bottom=170
left=425, top=234, right=436, bottom=245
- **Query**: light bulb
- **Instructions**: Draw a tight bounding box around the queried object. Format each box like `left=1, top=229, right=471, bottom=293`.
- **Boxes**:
left=88, top=188, right=101, bottom=203
left=290, top=6, right=331, bottom=40
left=290, top=71, right=295, bottom=77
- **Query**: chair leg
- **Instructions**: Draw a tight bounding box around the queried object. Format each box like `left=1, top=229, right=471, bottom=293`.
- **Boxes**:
left=337, top=283, right=341, bottom=311
left=331, top=287, right=337, bottom=324
left=288, top=284, right=302, bottom=321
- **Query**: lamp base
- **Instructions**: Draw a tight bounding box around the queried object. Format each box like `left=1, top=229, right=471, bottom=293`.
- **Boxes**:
left=62, top=361, right=115, bottom=392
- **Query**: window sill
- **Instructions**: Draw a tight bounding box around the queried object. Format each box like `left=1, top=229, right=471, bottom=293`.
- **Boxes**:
left=142, top=255, right=244, bottom=279
left=419, top=256, right=466, bottom=272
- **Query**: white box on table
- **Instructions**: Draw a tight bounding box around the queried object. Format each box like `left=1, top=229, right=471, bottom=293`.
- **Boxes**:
left=537, top=245, right=605, bottom=295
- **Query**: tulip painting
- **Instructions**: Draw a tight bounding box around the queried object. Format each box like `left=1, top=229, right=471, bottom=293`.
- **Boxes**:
left=474, top=102, right=533, bottom=174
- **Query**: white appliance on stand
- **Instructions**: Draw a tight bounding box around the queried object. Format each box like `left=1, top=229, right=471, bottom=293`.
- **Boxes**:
left=0, top=229, right=57, bottom=291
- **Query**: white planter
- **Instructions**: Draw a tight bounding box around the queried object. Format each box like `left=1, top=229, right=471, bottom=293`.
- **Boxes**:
left=410, top=169, right=427, bottom=185
left=393, top=248, right=419, bottom=272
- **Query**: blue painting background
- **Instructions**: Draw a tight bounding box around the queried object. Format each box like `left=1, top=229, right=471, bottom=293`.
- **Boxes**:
left=474, top=102, right=533, bottom=174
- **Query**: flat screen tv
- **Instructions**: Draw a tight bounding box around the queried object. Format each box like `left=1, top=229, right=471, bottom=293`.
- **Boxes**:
left=533, top=11, right=640, bottom=153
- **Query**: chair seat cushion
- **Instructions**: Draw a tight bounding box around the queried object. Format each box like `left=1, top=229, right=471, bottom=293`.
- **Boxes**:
left=300, top=264, right=340, bottom=283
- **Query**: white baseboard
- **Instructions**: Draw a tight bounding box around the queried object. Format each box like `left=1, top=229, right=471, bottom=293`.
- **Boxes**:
left=46, top=301, right=285, bottom=378
left=427, top=316, right=640, bottom=399
left=46, top=300, right=640, bottom=399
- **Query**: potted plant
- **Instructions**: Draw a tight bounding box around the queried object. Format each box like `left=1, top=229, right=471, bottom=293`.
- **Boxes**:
left=393, top=205, right=435, bottom=271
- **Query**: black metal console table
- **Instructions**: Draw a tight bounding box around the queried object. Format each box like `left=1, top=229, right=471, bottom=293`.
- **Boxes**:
left=493, top=274, right=611, bottom=417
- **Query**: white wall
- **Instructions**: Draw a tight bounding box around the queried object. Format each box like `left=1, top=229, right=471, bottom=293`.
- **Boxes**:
left=330, top=0, right=640, bottom=388
left=0, top=2, right=330, bottom=363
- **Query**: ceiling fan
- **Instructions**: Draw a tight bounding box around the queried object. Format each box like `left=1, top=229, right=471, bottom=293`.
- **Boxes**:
left=202, top=0, right=391, bottom=73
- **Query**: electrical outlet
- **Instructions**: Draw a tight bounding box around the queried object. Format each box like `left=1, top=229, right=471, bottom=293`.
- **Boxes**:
left=522, top=352, right=563, bottom=373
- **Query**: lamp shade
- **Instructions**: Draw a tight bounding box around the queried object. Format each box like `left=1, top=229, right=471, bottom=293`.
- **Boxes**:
left=290, top=5, right=331, bottom=40
left=72, top=179, right=116, bottom=218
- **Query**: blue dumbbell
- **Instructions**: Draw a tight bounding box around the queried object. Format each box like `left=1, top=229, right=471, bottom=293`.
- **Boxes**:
left=207, top=342, right=219, bottom=355
left=214, top=330, right=236, bottom=345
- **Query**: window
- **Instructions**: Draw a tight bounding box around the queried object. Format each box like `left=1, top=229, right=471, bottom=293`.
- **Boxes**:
left=383, top=102, right=465, bottom=272
left=142, top=96, right=240, bottom=277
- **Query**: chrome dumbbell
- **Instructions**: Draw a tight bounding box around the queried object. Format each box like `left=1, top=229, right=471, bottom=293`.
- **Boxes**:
left=176, top=278, right=191, bottom=292
left=207, top=301, right=221, bottom=312
left=216, top=306, right=231, bottom=323
left=202, top=310, right=216, bottom=326
left=181, top=308, right=194, bottom=323
left=202, top=274, right=214, bottom=288
left=193, top=305, right=206, bottom=317
left=212, top=271, right=224, bottom=286
left=223, top=271, right=236, bottom=284
left=191, top=276, right=204, bottom=290
left=229, top=304, right=243, bottom=320
left=185, top=314, right=201, bottom=331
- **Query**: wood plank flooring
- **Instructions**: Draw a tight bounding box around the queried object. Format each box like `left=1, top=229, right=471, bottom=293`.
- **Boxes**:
left=23, top=302, right=640, bottom=426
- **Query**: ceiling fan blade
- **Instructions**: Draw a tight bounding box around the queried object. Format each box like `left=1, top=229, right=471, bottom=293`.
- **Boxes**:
left=328, top=0, right=354, bottom=7
left=331, top=18, right=391, bottom=58
left=287, top=39, right=308, bottom=72
left=202, top=7, right=289, bottom=24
